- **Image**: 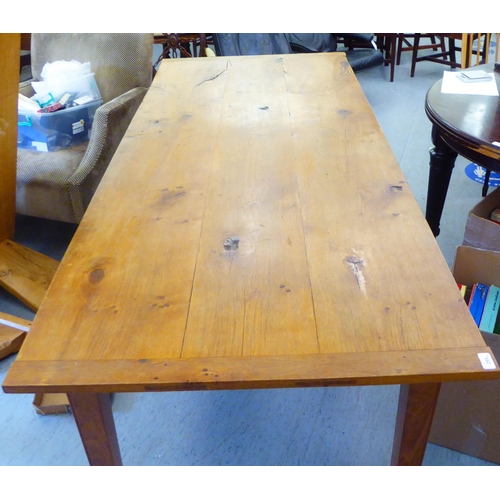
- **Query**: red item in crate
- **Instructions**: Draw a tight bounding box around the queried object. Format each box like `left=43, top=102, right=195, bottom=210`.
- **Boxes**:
left=37, top=102, right=63, bottom=114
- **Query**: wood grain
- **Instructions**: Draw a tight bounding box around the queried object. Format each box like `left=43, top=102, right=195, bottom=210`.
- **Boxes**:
left=67, top=393, right=121, bottom=465
left=4, top=53, right=497, bottom=394
left=0, top=240, right=59, bottom=311
left=0, top=311, right=32, bottom=331
left=32, top=393, right=70, bottom=415
left=181, top=56, right=318, bottom=357
left=4, top=346, right=498, bottom=394
left=391, top=383, right=441, bottom=465
left=0, top=310, right=31, bottom=360
left=0, top=324, right=26, bottom=359
left=0, top=34, right=20, bottom=242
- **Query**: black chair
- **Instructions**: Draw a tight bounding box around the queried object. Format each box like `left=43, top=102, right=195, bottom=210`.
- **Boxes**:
left=330, top=33, right=385, bottom=73
left=285, top=33, right=384, bottom=72
left=212, top=33, right=292, bottom=56
left=212, top=33, right=384, bottom=73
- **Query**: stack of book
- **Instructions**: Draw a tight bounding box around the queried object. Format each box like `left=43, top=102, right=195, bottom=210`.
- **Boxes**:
left=460, top=282, right=500, bottom=334
left=490, top=208, right=500, bottom=225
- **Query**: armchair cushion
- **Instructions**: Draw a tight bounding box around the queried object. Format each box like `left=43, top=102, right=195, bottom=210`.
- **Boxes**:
left=16, top=143, right=87, bottom=223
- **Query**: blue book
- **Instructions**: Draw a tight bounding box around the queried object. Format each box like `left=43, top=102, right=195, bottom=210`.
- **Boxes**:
left=479, top=285, right=500, bottom=333
left=469, top=283, right=489, bottom=327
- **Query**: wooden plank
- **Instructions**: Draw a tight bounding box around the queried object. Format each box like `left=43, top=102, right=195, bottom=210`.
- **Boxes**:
left=0, top=240, right=61, bottom=412
left=0, top=323, right=26, bottom=359
left=0, top=239, right=59, bottom=311
left=32, top=393, right=70, bottom=415
left=0, top=314, right=68, bottom=413
left=0, top=311, right=32, bottom=331
left=4, top=347, right=498, bottom=394
left=0, top=312, right=31, bottom=359
left=0, top=34, right=20, bottom=242
left=181, top=56, right=318, bottom=358
left=282, top=54, right=483, bottom=354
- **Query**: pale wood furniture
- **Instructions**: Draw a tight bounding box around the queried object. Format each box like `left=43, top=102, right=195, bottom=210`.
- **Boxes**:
left=0, top=34, right=30, bottom=359
left=3, top=53, right=499, bottom=466
left=0, top=34, right=69, bottom=412
left=0, top=311, right=31, bottom=359
left=0, top=34, right=19, bottom=243
left=464, top=33, right=491, bottom=66
left=411, top=33, right=491, bottom=76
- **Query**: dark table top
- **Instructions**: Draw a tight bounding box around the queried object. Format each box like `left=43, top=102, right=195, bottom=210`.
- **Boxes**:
left=425, top=63, right=500, bottom=164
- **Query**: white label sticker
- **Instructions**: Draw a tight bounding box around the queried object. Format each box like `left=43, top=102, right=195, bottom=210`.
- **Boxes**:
left=32, top=141, right=48, bottom=152
left=492, top=141, right=500, bottom=147
left=478, top=353, right=496, bottom=370
left=72, top=119, right=85, bottom=135
left=74, top=95, right=93, bottom=105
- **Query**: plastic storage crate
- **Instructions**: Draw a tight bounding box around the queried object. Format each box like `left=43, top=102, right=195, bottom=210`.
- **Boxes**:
left=18, top=73, right=102, bottom=152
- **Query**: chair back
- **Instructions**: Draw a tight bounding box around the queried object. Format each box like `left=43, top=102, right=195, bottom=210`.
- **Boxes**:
left=213, top=34, right=292, bottom=56
left=30, top=33, right=153, bottom=104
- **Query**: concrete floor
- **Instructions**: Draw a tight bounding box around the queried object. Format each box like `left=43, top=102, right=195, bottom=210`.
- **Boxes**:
left=0, top=45, right=498, bottom=466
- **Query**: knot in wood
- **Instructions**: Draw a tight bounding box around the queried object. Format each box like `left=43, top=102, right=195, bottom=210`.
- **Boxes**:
left=223, top=237, right=240, bottom=251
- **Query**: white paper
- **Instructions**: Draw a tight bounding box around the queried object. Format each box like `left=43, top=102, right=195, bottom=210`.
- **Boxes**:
left=441, top=70, right=499, bottom=96
left=32, top=141, right=48, bottom=152
left=478, top=352, right=497, bottom=370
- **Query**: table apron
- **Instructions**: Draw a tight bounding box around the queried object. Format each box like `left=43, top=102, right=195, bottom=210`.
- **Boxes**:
left=4, top=347, right=498, bottom=394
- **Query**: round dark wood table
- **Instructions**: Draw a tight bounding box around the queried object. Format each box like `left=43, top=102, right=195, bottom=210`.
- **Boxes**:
left=425, top=63, right=500, bottom=236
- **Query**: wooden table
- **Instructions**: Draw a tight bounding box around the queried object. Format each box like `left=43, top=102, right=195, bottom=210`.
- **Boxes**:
left=425, top=63, right=500, bottom=236
left=3, top=53, right=499, bottom=466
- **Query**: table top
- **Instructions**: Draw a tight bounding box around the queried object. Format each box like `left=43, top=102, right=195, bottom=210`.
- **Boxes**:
left=3, top=53, right=498, bottom=395
left=425, top=63, right=500, bottom=163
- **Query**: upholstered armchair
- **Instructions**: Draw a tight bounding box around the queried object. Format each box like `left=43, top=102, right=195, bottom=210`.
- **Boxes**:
left=17, top=33, right=154, bottom=223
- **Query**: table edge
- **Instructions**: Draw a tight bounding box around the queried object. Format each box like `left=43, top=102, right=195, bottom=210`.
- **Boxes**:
left=425, top=81, right=500, bottom=162
left=3, top=347, right=499, bottom=394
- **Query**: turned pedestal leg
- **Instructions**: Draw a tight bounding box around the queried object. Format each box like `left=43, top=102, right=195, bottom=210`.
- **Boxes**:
left=425, top=126, right=458, bottom=237
left=391, top=383, right=441, bottom=466
left=67, top=393, right=122, bottom=466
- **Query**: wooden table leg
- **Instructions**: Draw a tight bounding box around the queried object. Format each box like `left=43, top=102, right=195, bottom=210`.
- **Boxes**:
left=425, top=125, right=458, bottom=237
left=391, top=382, right=441, bottom=466
left=67, top=393, right=122, bottom=466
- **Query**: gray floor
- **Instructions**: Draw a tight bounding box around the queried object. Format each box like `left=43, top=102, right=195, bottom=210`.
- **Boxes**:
left=1, top=48, right=497, bottom=466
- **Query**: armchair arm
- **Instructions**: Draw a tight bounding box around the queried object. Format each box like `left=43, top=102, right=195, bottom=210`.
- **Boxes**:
left=67, top=86, right=149, bottom=220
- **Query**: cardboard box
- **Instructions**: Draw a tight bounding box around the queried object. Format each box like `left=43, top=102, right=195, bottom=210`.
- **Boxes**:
left=463, top=187, right=500, bottom=251
left=429, top=245, right=500, bottom=464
